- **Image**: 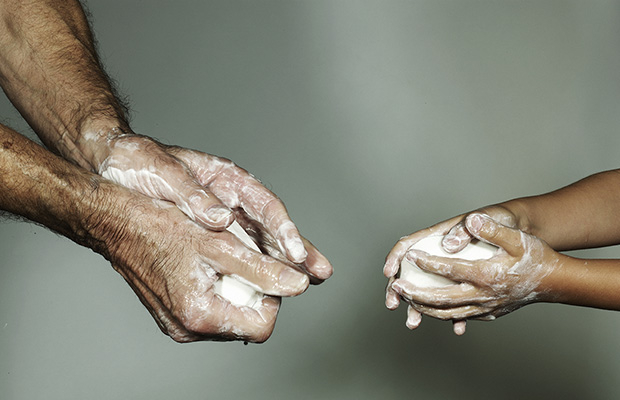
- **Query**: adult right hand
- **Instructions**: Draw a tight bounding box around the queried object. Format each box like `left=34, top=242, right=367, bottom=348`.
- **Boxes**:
left=1, top=124, right=308, bottom=343
left=92, top=182, right=311, bottom=343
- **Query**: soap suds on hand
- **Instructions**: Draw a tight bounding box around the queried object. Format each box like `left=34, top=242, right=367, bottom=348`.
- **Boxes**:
left=213, top=221, right=265, bottom=308
left=400, top=235, right=497, bottom=288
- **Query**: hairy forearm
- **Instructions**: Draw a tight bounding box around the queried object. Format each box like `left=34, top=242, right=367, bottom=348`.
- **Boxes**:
left=500, top=169, right=620, bottom=251
left=0, top=0, right=128, bottom=171
left=0, top=123, right=125, bottom=257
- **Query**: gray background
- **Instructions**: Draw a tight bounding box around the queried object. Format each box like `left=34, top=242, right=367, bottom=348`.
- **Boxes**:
left=2, top=1, right=620, bottom=399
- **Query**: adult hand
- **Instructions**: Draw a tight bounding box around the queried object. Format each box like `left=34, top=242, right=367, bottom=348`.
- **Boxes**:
left=391, top=213, right=558, bottom=328
left=383, top=205, right=519, bottom=334
left=89, top=132, right=332, bottom=283
left=1, top=124, right=308, bottom=343
left=97, top=186, right=313, bottom=343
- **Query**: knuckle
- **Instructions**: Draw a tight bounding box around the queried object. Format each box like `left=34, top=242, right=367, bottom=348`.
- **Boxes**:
left=482, top=221, right=500, bottom=240
left=168, top=330, right=196, bottom=343
left=249, top=325, right=275, bottom=344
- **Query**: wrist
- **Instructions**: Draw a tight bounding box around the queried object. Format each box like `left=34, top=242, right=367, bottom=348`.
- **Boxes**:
left=498, top=199, right=533, bottom=235
left=75, top=117, right=131, bottom=172
left=535, top=252, right=573, bottom=304
left=0, top=126, right=128, bottom=256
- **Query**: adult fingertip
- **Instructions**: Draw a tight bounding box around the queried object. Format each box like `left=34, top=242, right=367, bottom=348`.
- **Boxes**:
left=310, top=262, right=333, bottom=281
left=278, top=268, right=310, bottom=296
left=286, top=237, right=308, bottom=264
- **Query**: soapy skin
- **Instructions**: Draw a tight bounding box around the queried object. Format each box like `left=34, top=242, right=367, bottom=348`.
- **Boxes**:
left=400, top=235, right=498, bottom=288
left=0, top=0, right=332, bottom=342
left=385, top=208, right=506, bottom=334
left=386, top=169, right=620, bottom=335
left=0, top=127, right=309, bottom=342
left=97, top=133, right=320, bottom=272
left=384, top=206, right=549, bottom=335
left=214, top=221, right=265, bottom=308
left=394, top=214, right=557, bottom=321
left=0, top=0, right=332, bottom=283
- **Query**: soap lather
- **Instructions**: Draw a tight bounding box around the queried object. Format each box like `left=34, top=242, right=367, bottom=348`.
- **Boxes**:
left=400, top=235, right=498, bottom=288
left=212, top=221, right=265, bottom=308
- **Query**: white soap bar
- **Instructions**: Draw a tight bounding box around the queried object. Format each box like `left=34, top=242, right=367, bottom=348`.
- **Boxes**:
left=400, top=235, right=498, bottom=288
left=212, top=221, right=264, bottom=308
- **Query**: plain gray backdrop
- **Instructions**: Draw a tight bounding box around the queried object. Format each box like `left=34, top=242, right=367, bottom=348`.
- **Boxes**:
left=2, top=1, right=620, bottom=399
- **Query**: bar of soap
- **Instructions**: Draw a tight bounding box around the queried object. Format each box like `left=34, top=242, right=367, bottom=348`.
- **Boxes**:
left=400, top=235, right=498, bottom=288
left=212, top=221, right=264, bottom=308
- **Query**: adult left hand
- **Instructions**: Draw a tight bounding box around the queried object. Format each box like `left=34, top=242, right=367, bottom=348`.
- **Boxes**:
left=92, top=133, right=332, bottom=282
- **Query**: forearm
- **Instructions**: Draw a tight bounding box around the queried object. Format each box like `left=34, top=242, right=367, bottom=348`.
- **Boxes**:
left=541, top=254, right=620, bottom=311
left=0, top=123, right=125, bottom=258
left=500, top=169, right=620, bottom=250
left=0, top=0, right=128, bottom=171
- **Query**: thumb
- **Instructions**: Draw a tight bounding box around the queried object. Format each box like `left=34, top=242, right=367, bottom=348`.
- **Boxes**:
left=101, top=161, right=233, bottom=230
left=465, top=213, right=523, bottom=256
left=172, top=181, right=234, bottom=230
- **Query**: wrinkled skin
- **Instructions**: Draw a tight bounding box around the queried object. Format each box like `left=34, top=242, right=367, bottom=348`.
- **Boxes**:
left=101, top=191, right=318, bottom=343
left=1, top=124, right=315, bottom=343
left=94, top=133, right=333, bottom=283
left=0, top=0, right=336, bottom=343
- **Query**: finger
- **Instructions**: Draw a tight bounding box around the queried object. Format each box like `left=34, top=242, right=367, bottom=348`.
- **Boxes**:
left=404, top=250, right=478, bottom=284
left=240, top=182, right=307, bottom=263
left=406, top=305, right=422, bottom=330
left=144, top=156, right=234, bottom=230
left=228, top=216, right=331, bottom=284
left=211, top=231, right=309, bottom=297
left=299, top=236, right=333, bottom=282
left=173, top=183, right=234, bottom=231
left=385, top=276, right=400, bottom=310
left=452, top=320, right=467, bottom=336
left=442, top=222, right=472, bottom=253
left=101, top=153, right=233, bottom=230
left=384, top=216, right=465, bottom=278
left=465, top=213, right=524, bottom=256
left=409, top=302, right=492, bottom=321
left=384, top=234, right=420, bottom=278
left=392, top=278, right=492, bottom=307
left=196, top=156, right=308, bottom=264
left=187, top=293, right=281, bottom=343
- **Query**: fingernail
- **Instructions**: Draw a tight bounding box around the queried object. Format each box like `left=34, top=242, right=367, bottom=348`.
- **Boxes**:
left=312, top=262, right=333, bottom=279
left=466, top=213, right=485, bottom=234
left=279, top=268, right=309, bottom=293
left=405, top=250, right=420, bottom=262
left=453, top=321, right=467, bottom=336
left=442, top=236, right=461, bottom=252
left=385, top=292, right=399, bottom=309
left=406, top=311, right=422, bottom=330
left=205, top=206, right=233, bottom=224
left=286, top=237, right=307, bottom=263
